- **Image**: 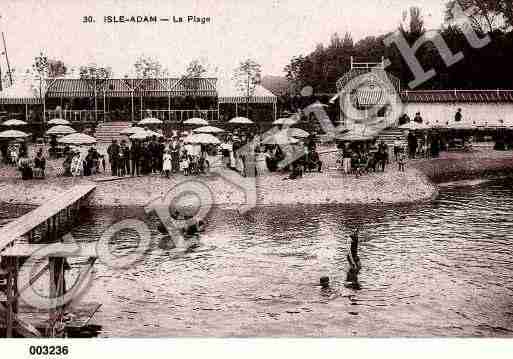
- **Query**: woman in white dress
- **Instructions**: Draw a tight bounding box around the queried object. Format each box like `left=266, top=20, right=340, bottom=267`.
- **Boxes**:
left=162, top=149, right=172, bottom=178
left=70, top=152, right=82, bottom=177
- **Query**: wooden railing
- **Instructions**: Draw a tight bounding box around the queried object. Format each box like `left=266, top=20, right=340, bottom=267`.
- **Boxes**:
left=139, top=109, right=219, bottom=123
left=46, top=110, right=106, bottom=123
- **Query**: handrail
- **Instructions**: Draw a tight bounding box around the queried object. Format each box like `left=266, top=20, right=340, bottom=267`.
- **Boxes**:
left=0, top=184, right=96, bottom=252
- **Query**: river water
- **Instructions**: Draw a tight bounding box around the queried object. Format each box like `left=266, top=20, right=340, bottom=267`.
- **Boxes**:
left=3, top=178, right=513, bottom=337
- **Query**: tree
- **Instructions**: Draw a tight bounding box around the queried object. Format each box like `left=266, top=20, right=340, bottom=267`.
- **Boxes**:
left=401, top=6, right=426, bottom=39
left=79, top=63, right=112, bottom=121
left=133, top=54, right=168, bottom=78
left=181, top=59, right=209, bottom=103
left=233, top=59, right=262, bottom=117
left=47, top=59, right=67, bottom=78
left=445, top=0, right=504, bottom=33
left=184, top=59, right=208, bottom=78
left=32, top=52, right=49, bottom=126
left=284, top=55, right=307, bottom=94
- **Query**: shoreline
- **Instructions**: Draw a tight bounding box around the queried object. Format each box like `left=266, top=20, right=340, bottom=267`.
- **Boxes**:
left=0, top=167, right=437, bottom=208
left=2, top=148, right=512, bottom=209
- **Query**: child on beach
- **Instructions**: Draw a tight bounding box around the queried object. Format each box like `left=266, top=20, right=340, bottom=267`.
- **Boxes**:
left=180, top=153, right=190, bottom=176
left=162, top=149, right=172, bottom=178
left=398, top=151, right=406, bottom=172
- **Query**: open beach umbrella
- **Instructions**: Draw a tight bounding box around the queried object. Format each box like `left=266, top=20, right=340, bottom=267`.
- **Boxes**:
left=183, top=133, right=221, bottom=144
left=57, top=133, right=97, bottom=145
left=130, top=131, right=150, bottom=140
left=120, top=126, right=145, bottom=135
left=47, top=118, right=70, bottom=125
left=262, top=131, right=299, bottom=145
left=46, top=125, right=76, bottom=135
left=0, top=129, right=30, bottom=139
left=2, top=119, right=28, bottom=126
left=184, top=118, right=208, bottom=126
left=138, top=117, right=163, bottom=126
left=287, top=128, right=310, bottom=138
left=229, top=117, right=254, bottom=125
left=130, top=129, right=163, bottom=140
left=193, top=125, right=225, bottom=134
left=146, top=129, right=164, bottom=138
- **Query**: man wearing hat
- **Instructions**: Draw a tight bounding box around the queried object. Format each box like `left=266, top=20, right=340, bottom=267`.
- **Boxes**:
left=107, top=139, right=120, bottom=176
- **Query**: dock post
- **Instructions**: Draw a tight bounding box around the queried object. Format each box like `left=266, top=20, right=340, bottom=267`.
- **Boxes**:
left=5, top=257, right=18, bottom=338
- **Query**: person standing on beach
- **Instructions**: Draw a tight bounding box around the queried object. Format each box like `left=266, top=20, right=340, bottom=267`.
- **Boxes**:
left=398, top=151, right=406, bottom=172
left=107, top=139, right=120, bottom=176
left=121, top=140, right=130, bottom=176
left=162, top=149, right=172, bottom=178
left=130, top=140, right=140, bottom=176
left=393, top=137, right=403, bottom=162
left=170, top=136, right=180, bottom=173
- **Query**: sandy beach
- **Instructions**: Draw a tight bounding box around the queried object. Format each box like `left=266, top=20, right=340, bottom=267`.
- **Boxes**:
left=0, top=145, right=437, bottom=208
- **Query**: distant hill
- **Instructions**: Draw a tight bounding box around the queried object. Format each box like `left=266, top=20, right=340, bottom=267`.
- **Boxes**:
left=261, top=75, right=290, bottom=96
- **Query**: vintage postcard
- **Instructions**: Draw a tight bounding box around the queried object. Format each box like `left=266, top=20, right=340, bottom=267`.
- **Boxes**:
left=0, top=0, right=512, bottom=357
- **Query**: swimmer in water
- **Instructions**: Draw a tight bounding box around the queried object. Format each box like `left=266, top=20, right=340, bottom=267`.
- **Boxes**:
left=345, top=228, right=362, bottom=290
left=347, top=228, right=361, bottom=271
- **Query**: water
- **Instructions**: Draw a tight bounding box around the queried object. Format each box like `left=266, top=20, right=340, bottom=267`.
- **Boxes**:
left=4, top=178, right=513, bottom=337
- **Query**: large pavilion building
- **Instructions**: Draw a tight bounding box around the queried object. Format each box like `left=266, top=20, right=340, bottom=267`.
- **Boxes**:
left=0, top=77, right=278, bottom=131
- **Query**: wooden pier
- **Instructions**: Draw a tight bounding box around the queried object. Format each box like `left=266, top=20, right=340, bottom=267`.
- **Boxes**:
left=0, top=184, right=101, bottom=338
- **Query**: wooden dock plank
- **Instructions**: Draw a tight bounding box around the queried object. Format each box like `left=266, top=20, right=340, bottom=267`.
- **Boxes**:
left=0, top=184, right=96, bottom=251
left=1, top=243, right=98, bottom=258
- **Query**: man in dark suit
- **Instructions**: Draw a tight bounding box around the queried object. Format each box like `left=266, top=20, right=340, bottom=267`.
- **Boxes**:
left=107, top=139, right=120, bottom=176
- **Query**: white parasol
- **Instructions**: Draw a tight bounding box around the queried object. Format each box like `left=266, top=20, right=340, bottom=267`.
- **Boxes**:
left=138, top=117, right=163, bottom=125
left=193, top=126, right=225, bottom=134
left=57, top=133, right=97, bottom=145
left=47, top=118, right=70, bottom=125
left=228, top=117, right=254, bottom=125
left=183, top=133, right=221, bottom=144
left=46, top=125, right=77, bottom=135
left=0, top=129, right=30, bottom=139
left=2, top=119, right=28, bottom=126
left=184, top=118, right=208, bottom=126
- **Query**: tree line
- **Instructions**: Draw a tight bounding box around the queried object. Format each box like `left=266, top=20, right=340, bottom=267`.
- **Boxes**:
left=284, top=0, right=513, bottom=94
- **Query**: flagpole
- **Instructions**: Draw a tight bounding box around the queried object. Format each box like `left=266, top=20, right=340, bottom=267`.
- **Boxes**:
left=2, top=32, right=12, bottom=86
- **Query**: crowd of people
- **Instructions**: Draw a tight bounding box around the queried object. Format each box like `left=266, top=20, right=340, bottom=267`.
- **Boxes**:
left=0, top=141, right=47, bottom=180
left=336, top=141, right=395, bottom=176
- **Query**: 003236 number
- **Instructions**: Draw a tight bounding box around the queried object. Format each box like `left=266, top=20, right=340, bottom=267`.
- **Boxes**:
left=29, top=345, right=69, bottom=356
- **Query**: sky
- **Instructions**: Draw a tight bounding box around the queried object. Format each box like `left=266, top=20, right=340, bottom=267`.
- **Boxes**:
left=0, top=0, right=447, bottom=79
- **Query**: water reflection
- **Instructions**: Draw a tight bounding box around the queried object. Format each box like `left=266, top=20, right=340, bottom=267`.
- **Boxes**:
left=2, top=178, right=513, bottom=337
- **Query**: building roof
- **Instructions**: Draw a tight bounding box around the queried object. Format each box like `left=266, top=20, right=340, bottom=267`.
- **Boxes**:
left=0, top=82, right=41, bottom=104
left=400, top=90, right=513, bottom=103
left=217, top=79, right=277, bottom=104
left=45, top=78, right=218, bottom=98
